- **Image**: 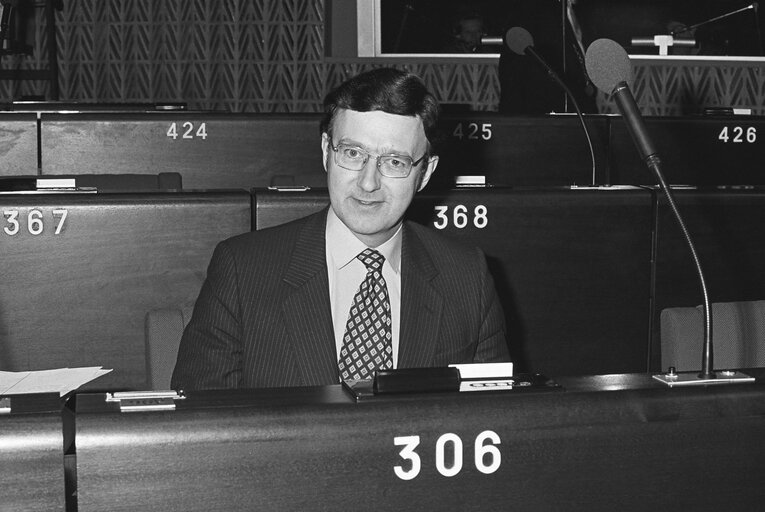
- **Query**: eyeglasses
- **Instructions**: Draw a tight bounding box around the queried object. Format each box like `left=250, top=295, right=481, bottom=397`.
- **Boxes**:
left=329, top=140, right=427, bottom=179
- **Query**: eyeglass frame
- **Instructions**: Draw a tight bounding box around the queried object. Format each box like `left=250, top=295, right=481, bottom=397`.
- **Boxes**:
left=327, top=138, right=429, bottom=179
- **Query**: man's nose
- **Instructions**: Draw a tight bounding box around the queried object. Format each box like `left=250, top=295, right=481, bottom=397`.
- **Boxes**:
left=358, top=157, right=381, bottom=191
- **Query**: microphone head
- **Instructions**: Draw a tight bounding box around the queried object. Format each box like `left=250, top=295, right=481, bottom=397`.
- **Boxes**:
left=505, top=26, right=534, bottom=55
left=584, top=38, right=634, bottom=93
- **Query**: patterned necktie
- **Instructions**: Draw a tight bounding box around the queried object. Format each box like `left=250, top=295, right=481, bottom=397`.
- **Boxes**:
left=338, top=248, right=392, bottom=381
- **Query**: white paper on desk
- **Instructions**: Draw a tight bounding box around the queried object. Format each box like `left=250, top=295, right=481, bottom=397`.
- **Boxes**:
left=0, top=367, right=112, bottom=396
left=449, top=362, right=513, bottom=379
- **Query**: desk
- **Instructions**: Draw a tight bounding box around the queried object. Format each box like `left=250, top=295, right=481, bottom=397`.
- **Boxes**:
left=31, top=113, right=765, bottom=190
left=0, top=394, right=66, bottom=511
left=0, top=113, right=39, bottom=175
left=609, top=116, right=765, bottom=186
left=435, top=114, right=609, bottom=187
left=254, top=186, right=655, bottom=376
left=652, top=189, right=765, bottom=367
left=68, top=371, right=765, bottom=511
left=0, top=191, right=251, bottom=389
left=39, top=113, right=325, bottom=189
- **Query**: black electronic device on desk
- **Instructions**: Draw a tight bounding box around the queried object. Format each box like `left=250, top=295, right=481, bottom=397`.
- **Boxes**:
left=342, top=363, right=558, bottom=400
left=0, top=393, right=66, bottom=512
left=64, top=371, right=765, bottom=511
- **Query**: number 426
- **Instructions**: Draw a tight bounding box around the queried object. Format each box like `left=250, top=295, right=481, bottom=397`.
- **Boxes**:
left=718, top=126, right=756, bottom=143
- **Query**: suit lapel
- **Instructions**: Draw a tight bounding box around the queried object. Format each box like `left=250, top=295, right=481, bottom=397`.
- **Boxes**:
left=398, top=223, right=444, bottom=368
left=281, top=209, right=338, bottom=386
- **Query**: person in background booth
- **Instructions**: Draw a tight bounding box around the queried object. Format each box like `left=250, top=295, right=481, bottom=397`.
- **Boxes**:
left=443, top=10, right=487, bottom=53
left=171, top=67, right=510, bottom=390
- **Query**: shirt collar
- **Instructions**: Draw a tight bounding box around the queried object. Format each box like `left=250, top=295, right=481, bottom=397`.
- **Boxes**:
left=326, top=207, right=402, bottom=274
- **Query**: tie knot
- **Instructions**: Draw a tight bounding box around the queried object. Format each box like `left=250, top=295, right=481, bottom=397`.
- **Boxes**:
left=357, top=248, right=385, bottom=271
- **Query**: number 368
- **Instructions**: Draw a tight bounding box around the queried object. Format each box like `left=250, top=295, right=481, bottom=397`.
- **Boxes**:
left=433, top=204, right=488, bottom=230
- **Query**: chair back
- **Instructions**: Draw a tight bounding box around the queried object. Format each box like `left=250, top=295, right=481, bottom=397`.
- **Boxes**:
left=144, top=307, right=190, bottom=390
left=660, top=300, right=765, bottom=371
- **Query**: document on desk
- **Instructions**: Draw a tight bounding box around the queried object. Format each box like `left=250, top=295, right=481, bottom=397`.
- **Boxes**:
left=0, top=367, right=112, bottom=396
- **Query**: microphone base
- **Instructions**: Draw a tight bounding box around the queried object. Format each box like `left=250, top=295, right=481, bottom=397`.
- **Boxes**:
left=652, top=369, right=754, bottom=387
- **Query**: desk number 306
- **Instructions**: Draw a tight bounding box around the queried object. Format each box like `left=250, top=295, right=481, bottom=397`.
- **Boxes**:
left=394, top=431, right=501, bottom=480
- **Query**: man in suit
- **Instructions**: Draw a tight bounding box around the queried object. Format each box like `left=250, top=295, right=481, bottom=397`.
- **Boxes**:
left=171, top=68, right=509, bottom=390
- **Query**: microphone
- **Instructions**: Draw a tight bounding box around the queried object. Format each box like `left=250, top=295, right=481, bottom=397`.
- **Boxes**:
left=505, top=26, right=534, bottom=56
left=505, top=26, right=597, bottom=185
left=506, top=26, right=565, bottom=84
left=584, top=39, right=658, bottom=164
left=585, top=38, right=720, bottom=383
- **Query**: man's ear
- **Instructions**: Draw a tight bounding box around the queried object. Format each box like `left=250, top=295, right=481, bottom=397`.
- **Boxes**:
left=417, top=155, right=439, bottom=192
left=321, top=132, right=330, bottom=172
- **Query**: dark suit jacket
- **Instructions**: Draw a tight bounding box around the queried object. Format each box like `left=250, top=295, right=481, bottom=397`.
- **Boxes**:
left=171, top=209, right=509, bottom=390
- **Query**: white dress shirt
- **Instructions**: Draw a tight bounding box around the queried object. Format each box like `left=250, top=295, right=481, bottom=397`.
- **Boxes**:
left=325, top=208, right=402, bottom=368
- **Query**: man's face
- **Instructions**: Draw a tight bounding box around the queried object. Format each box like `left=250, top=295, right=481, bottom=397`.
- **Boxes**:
left=322, top=109, right=438, bottom=248
left=458, top=19, right=483, bottom=49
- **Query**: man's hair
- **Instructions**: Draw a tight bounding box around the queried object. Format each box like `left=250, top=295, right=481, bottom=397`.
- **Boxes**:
left=320, top=67, right=440, bottom=155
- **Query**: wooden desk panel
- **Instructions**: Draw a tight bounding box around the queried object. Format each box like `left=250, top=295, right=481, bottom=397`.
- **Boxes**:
left=609, top=116, right=765, bottom=186
left=254, top=187, right=655, bottom=376
left=0, top=192, right=251, bottom=390
left=39, top=113, right=326, bottom=189
left=70, top=374, right=765, bottom=511
left=435, top=114, right=609, bottom=187
left=1, top=395, right=65, bottom=512
left=0, top=113, right=40, bottom=176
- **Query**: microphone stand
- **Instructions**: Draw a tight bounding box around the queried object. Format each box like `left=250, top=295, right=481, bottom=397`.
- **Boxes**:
left=616, top=88, right=756, bottom=386
left=672, top=3, right=763, bottom=55
left=642, top=152, right=714, bottom=379
left=612, top=84, right=714, bottom=380
left=585, top=38, right=754, bottom=386
left=671, top=3, right=757, bottom=36
left=648, top=142, right=754, bottom=386
left=626, top=102, right=754, bottom=385
left=524, top=46, right=597, bottom=185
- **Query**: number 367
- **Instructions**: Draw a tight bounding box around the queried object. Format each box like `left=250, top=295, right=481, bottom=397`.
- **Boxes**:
left=3, top=209, right=68, bottom=236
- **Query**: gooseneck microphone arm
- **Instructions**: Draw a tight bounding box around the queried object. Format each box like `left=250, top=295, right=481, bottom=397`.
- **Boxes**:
left=611, top=83, right=714, bottom=379
left=528, top=47, right=596, bottom=184
left=507, top=27, right=597, bottom=185
left=672, top=3, right=757, bottom=36
left=586, top=38, right=714, bottom=379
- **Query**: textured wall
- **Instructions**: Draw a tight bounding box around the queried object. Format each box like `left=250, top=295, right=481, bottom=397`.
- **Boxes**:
left=0, top=0, right=762, bottom=115
left=599, top=58, right=765, bottom=116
